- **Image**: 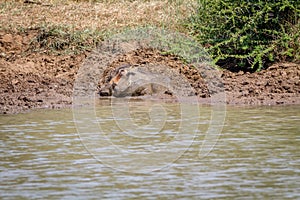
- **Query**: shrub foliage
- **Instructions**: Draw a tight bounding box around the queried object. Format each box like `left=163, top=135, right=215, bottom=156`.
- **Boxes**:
left=186, top=0, right=300, bottom=71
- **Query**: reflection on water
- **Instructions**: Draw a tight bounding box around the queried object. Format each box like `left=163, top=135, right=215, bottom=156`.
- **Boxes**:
left=0, top=102, right=299, bottom=199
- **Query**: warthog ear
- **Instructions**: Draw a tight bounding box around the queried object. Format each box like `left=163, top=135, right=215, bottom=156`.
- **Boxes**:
left=109, top=64, right=130, bottom=79
left=118, top=68, right=126, bottom=74
left=116, top=64, right=130, bottom=72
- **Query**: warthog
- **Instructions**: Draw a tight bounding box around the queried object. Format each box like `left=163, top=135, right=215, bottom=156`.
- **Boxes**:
left=99, top=64, right=171, bottom=97
left=98, top=64, right=196, bottom=97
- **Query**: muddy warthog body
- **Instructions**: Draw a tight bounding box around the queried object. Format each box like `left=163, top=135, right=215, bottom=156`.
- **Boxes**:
left=98, top=64, right=195, bottom=98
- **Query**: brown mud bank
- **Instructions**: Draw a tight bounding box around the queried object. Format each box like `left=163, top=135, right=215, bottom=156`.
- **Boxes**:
left=0, top=31, right=299, bottom=114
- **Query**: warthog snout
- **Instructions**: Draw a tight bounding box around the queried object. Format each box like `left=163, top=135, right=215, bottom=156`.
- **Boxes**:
left=98, top=86, right=112, bottom=96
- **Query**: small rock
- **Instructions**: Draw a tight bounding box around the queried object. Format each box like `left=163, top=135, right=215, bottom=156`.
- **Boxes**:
left=241, top=81, right=249, bottom=85
left=237, top=71, right=244, bottom=75
left=282, top=85, right=290, bottom=90
left=12, top=79, right=19, bottom=85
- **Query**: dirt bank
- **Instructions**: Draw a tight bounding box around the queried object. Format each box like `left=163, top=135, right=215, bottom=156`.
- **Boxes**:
left=0, top=30, right=299, bottom=114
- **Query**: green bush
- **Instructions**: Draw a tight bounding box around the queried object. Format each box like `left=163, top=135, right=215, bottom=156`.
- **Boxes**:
left=186, top=0, right=300, bottom=71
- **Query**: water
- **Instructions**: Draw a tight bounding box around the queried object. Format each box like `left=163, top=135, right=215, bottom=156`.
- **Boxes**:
left=0, top=100, right=299, bottom=199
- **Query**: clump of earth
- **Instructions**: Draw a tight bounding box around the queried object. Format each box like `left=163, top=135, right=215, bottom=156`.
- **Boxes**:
left=0, top=30, right=299, bottom=114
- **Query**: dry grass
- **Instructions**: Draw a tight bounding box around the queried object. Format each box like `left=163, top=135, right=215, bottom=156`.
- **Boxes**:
left=0, top=0, right=197, bottom=54
left=0, top=0, right=197, bottom=33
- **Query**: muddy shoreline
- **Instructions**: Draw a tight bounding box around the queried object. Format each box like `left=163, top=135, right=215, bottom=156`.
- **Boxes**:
left=0, top=31, right=299, bottom=114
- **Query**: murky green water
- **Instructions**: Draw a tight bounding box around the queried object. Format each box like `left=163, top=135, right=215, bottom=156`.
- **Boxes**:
left=1, top=100, right=299, bottom=199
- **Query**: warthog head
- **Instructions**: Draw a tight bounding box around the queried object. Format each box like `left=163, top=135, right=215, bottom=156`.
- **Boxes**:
left=98, top=64, right=130, bottom=96
left=98, top=64, right=170, bottom=97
